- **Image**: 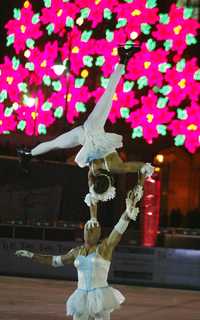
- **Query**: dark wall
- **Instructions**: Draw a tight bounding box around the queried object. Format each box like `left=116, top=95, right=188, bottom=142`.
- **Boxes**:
left=0, top=158, right=127, bottom=226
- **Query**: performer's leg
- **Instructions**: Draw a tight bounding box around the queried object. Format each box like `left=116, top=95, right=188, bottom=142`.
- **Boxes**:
left=84, top=64, right=124, bottom=131
left=31, top=126, right=84, bottom=156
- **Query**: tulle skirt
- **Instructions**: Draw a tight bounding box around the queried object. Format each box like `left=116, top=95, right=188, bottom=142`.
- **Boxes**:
left=75, top=130, right=123, bottom=168
left=66, top=286, right=125, bottom=317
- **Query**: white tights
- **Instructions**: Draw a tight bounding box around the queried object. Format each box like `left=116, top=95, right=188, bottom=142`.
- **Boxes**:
left=73, top=311, right=110, bottom=320
left=31, top=64, right=123, bottom=157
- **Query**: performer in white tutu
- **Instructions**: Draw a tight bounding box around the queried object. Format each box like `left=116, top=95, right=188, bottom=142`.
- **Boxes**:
left=17, top=45, right=154, bottom=203
left=15, top=182, right=143, bottom=320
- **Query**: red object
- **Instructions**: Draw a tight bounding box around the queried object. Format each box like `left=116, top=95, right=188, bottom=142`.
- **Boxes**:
left=140, top=174, right=161, bottom=247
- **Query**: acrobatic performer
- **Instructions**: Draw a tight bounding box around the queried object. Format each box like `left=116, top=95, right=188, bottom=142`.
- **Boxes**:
left=18, top=45, right=154, bottom=203
left=16, top=181, right=143, bottom=320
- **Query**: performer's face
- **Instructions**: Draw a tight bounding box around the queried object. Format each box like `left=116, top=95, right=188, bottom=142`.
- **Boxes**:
left=84, top=224, right=101, bottom=246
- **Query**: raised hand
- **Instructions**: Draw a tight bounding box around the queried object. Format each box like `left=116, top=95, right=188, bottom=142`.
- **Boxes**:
left=140, top=162, right=154, bottom=178
left=85, top=217, right=100, bottom=230
left=125, top=191, right=140, bottom=221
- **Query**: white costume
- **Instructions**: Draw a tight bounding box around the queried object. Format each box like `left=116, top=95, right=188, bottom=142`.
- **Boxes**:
left=31, top=64, right=124, bottom=168
left=66, top=247, right=125, bottom=320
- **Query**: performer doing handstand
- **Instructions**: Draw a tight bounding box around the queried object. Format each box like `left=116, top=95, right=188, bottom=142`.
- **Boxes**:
left=18, top=45, right=154, bottom=204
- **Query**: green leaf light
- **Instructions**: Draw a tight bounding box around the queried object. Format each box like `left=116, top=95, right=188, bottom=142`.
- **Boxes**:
left=159, top=13, right=169, bottom=24
left=25, top=62, right=35, bottom=71
left=104, top=8, right=112, bottom=19
left=153, top=86, right=160, bottom=93
left=163, top=40, right=173, bottom=51
left=26, top=38, right=35, bottom=49
left=106, top=29, right=114, bottom=42
left=132, top=126, right=143, bottom=139
left=120, top=107, right=130, bottom=119
left=76, top=102, right=86, bottom=112
left=32, top=14, right=40, bottom=24
left=158, top=62, right=171, bottom=73
left=159, top=85, right=172, bottom=95
left=46, top=23, right=55, bottom=35
left=186, top=34, right=197, bottom=45
left=6, top=34, right=15, bottom=47
left=54, top=106, right=64, bottom=118
left=175, top=135, right=185, bottom=146
left=75, top=78, right=85, bottom=88
left=17, top=120, right=26, bottom=131
left=177, top=108, right=188, bottom=120
left=66, top=17, right=74, bottom=28
left=176, top=59, right=186, bottom=72
left=123, top=81, right=134, bottom=92
left=43, top=75, right=51, bottom=86
left=146, top=39, right=156, bottom=51
left=13, top=8, right=21, bottom=20
left=52, top=81, right=62, bottom=91
left=4, top=107, right=13, bottom=117
left=43, top=0, right=51, bottom=8
left=146, top=0, right=157, bottom=9
left=141, top=23, right=151, bottom=34
left=101, top=77, right=109, bottom=88
left=194, top=69, right=200, bottom=80
left=12, top=57, right=20, bottom=70
left=83, top=55, right=93, bottom=67
left=157, top=124, right=167, bottom=135
left=38, top=124, right=47, bottom=135
left=157, top=97, right=168, bottom=108
left=81, top=30, right=92, bottom=42
left=116, top=18, right=127, bottom=28
left=137, top=76, right=148, bottom=89
left=42, top=102, right=52, bottom=111
left=184, top=7, right=193, bottom=19
left=81, top=8, right=90, bottom=19
left=95, top=56, right=105, bottom=66
left=18, top=82, right=28, bottom=93
left=0, top=90, right=8, bottom=102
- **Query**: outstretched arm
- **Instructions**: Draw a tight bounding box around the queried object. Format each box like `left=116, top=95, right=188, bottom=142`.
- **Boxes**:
left=99, top=186, right=142, bottom=260
left=15, top=247, right=79, bottom=267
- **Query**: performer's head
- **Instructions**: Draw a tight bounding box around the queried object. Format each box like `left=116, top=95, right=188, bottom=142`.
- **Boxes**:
left=90, top=169, right=116, bottom=201
left=84, top=223, right=101, bottom=246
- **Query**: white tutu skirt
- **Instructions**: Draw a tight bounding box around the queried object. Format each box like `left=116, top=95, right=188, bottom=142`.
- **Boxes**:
left=75, top=128, right=123, bottom=168
left=66, top=286, right=125, bottom=317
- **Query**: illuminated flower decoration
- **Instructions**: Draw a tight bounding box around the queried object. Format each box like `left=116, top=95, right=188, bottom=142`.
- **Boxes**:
left=41, top=0, right=78, bottom=36
left=153, top=4, right=200, bottom=54
left=0, top=103, right=17, bottom=133
left=126, top=44, right=168, bottom=87
left=165, top=58, right=200, bottom=107
left=27, top=41, right=59, bottom=85
left=15, top=90, right=55, bottom=135
left=5, top=1, right=42, bottom=53
left=0, top=56, right=28, bottom=102
left=127, top=91, right=175, bottom=143
left=75, top=0, right=118, bottom=28
left=169, top=103, right=200, bottom=153
left=114, top=0, right=158, bottom=39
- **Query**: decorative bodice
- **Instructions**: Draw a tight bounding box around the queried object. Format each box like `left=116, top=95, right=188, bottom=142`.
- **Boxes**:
left=74, top=252, right=111, bottom=291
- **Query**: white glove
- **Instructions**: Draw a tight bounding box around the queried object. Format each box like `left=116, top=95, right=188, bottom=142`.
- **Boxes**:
left=125, top=192, right=140, bottom=221
left=84, top=193, right=98, bottom=207
left=85, top=217, right=99, bottom=230
left=140, top=162, right=154, bottom=178
left=15, top=250, right=34, bottom=259
left=133, top=185, right=144, bottom=203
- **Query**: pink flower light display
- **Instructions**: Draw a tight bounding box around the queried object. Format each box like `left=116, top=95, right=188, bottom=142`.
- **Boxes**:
left=0, top=0, right=199, bottom=153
